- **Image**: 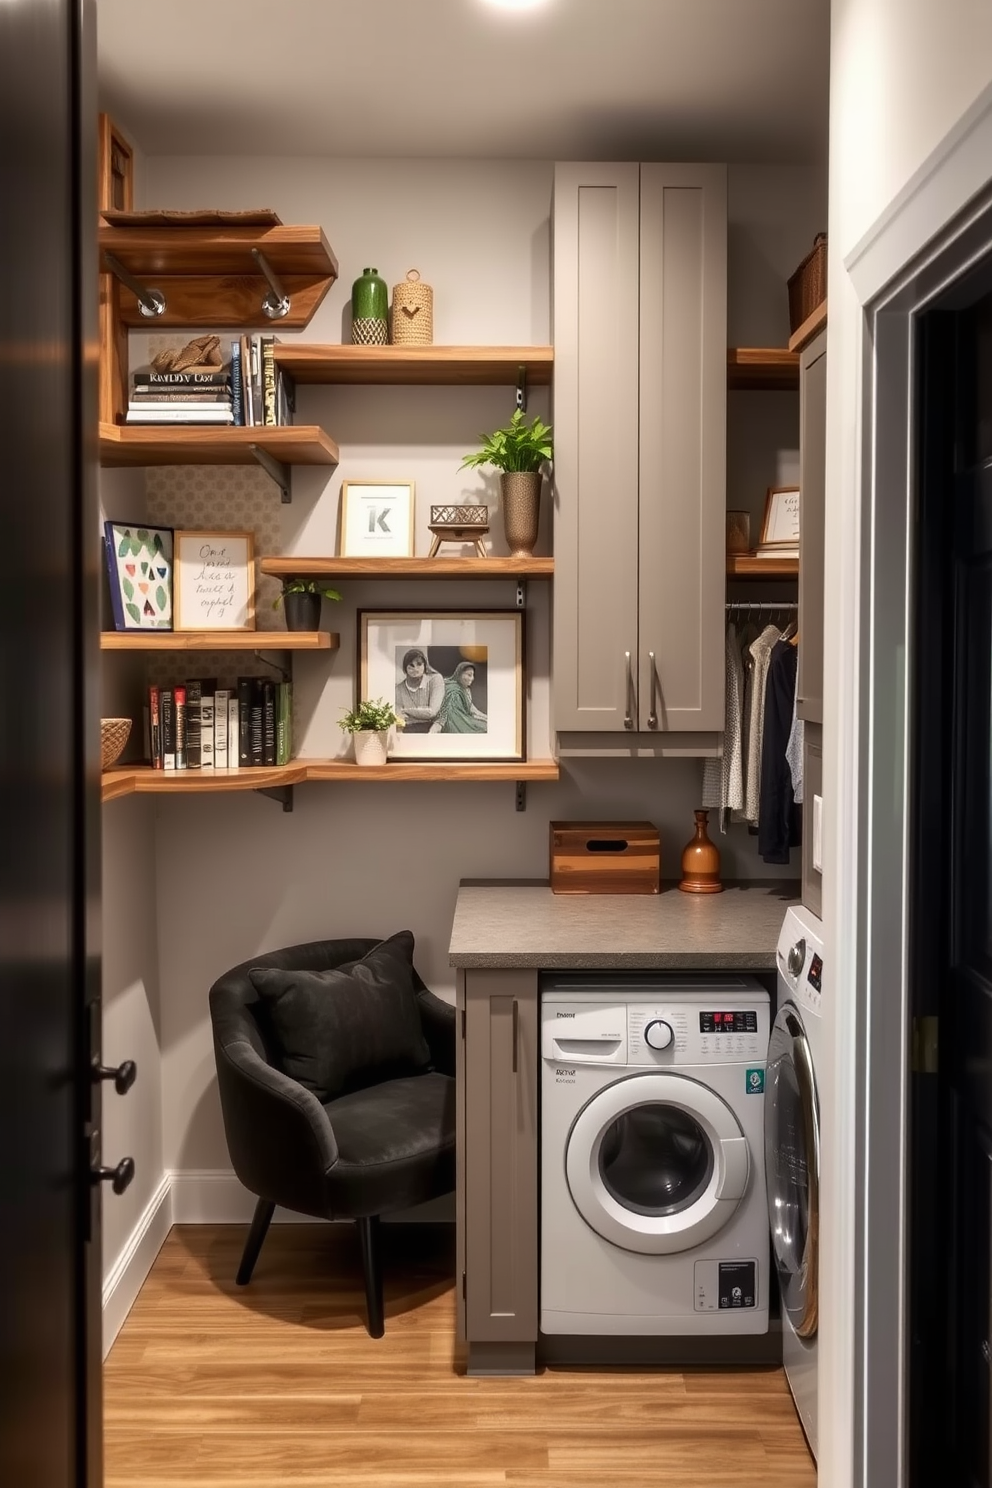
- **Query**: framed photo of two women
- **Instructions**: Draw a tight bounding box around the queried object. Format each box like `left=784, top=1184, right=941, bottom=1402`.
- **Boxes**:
left=359, top=610, right=525, bottom=762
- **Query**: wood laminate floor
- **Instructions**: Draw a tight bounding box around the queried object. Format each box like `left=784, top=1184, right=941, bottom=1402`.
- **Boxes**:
left=104, top=1224, right=816, bottom=1487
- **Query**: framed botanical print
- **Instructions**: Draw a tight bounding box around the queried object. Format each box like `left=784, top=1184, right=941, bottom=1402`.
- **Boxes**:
left=172, top=530, right=255, bottom=631
left=359, top=610, right=525, bottom=761
left=340, top=481, right=415, bottom=558
left=103, top=521, right=173, bottom=630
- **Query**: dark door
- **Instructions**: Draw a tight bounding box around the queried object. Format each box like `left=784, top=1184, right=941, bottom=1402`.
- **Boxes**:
left=910, top=285, right=992, bottom=1487
left=0, top=2, right=104, bottom=1485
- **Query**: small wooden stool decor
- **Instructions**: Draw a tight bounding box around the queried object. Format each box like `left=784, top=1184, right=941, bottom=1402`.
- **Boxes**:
left=427, top=505, right=490, bottom=558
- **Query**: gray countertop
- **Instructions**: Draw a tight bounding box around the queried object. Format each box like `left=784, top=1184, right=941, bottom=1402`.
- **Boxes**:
left=449, top=880, right=799, bottom=969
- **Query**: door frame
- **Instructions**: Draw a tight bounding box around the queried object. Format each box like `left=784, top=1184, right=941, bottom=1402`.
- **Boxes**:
left=836, top=137, right=992, bottom=1487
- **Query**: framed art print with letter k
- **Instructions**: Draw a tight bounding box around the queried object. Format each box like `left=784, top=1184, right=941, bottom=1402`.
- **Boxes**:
left=340, top=480, right=415, bottom=558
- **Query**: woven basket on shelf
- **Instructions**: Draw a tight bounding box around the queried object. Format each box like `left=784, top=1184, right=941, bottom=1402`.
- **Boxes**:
left=101, top=717, right=132, bottom=770
left=787, top=233, right=827, bottom=332
left=391, top=269, right=433, bottom=345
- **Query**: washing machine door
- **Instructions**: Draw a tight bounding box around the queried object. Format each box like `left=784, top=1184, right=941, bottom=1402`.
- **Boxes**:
left=564, top=1071, right=751, bottom=1256
left=764, top=1001, right=820, bottom=1338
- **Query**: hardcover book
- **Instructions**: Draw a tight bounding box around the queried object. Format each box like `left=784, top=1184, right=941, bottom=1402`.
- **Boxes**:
left=160, top=689, right=175, bottom=770
left=227, top=695, right=240, bottom=770
left=200, top=681, right=217, bottom=769
left=174, top=685, right=187, bottom=770
left=215, top=688, right=230, bottom=769
left=185, top=680, right=202, bottom=768
left=262, top=679, right=277, bottom=766
left=103, top=522, right=173, bottom=631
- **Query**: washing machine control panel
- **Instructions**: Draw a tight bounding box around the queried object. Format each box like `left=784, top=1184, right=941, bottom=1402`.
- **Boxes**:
left=627, top=1004, right=767, bottom=1064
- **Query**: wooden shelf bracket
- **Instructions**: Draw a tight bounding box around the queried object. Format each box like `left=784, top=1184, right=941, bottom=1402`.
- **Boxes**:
left=104, top=251, right=165, bottom=319
left=255, top=783, right=294, bottom=812
left=249, top=442, right=291, bottom=503
left=250, top=247, right=291, bottom=321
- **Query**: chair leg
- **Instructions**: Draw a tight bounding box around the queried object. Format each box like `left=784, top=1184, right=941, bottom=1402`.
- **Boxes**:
left=236, top=1198, right=275, bottom=1286
left=357, top=1215, right=384, bottom=1338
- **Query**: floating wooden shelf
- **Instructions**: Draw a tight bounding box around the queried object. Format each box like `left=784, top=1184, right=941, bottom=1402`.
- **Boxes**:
left=102, top=757, right=559, bottom=801
left=98, top=422, right=340, bottom=468
left=100, top=631, right=337, bottom=651
left=259, top=555, right=554, bottom=580
left=727, top=348, right=800, bottom=391
left=98, top=223, right=338, bottom=329
left=788, top=300, right=827, bottom=353
left=273, top=344, right=554, bottom=386
left=727, top=554, right=799, bottom=578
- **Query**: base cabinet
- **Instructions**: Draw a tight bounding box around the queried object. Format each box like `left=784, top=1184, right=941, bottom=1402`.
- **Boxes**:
left=457, top=969, right=538, bottom=1371
left=552, top=161, right=728, bottom=734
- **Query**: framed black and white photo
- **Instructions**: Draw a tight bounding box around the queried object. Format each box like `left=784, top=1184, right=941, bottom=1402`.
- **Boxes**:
left=359, top=610, right=525, bottom=761
left=340, top=480, right=415, bottom=558
left=172, top=529, right=255, bottom=631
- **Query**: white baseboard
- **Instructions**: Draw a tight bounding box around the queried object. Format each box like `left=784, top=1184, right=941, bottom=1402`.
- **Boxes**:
left=102, top=1172, right=172, bottom=1359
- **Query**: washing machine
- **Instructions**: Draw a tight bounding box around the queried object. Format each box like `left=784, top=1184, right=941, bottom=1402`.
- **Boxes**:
left=541, top=975, right=771, bottom=1335
left=765, top=905, right=823, bottom=1458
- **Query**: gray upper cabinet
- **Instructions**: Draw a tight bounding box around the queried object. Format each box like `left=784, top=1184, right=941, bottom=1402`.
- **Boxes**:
left=797, top=329, right=826, bottom=725
left=552, top=162, right=727, bottom=733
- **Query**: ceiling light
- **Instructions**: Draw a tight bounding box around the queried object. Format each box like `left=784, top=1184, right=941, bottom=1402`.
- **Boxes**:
left=480, top=0, right=552, bottom=11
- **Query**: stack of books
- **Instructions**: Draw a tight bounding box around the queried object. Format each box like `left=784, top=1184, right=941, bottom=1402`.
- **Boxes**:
left=145, top=677, right=292, bottom=770
left=126, top=367, right=234, bottom=425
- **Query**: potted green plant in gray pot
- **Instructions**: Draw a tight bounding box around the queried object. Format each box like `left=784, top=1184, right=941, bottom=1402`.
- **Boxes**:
left=273, top=579, right=342, bottom=633
left=460, top=408, right=553, bottom=558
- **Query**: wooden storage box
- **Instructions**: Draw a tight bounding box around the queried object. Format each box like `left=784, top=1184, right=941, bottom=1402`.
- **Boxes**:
left=550, top=821, right=660, bottom=895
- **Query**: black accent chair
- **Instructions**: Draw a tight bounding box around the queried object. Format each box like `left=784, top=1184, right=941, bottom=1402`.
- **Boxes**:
left=208, top=937, right=456, bottom=1337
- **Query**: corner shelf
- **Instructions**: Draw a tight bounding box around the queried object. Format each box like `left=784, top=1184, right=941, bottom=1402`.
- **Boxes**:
left=726, top=348, right=800, bottom=391
left=273, top=344, right=554, bottom=386
left=98, top=422, right=340, bottom=469
left=98, top=222, right=338, bottom=329
left=100, top=631, right=337, bottom=652
left=102, top=757, right=560, bottom=801
left=726, top=555, right=799, bottom=579
left=259, top=556, right=553, bottom=581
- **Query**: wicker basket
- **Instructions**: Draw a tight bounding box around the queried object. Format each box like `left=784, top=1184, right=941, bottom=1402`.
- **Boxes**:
left=787, top=233, right=827, bottom=333
left=101, top=717, right=132, bottom=770
left=391, top=269, right=433, bottom=345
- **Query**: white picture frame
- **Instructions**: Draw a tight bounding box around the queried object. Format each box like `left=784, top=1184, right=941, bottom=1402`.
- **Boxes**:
left=759, top=485, right=801, bottom=547
left=359, top=610, right=525, bottom=761
left=340, top=481, right=415, bottom=558
left=172, top=530, right=255, bottom=631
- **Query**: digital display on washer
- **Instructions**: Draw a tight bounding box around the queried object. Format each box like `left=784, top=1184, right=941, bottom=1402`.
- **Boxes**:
left=699, top=1011, right=758, bottom=1033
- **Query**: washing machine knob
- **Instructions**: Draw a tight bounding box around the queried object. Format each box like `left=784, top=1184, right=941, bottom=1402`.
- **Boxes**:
left=788, top=938, right=807, bottom=978
left=644, top=1019, right=674, bottom=1051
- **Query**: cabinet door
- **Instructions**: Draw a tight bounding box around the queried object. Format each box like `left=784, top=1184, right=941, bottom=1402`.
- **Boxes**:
left=802, top=723, right=823, bottom=917
left=553, top=164, right=641, bottom=731
left=638, top=164, right=727, bottom=731
left=462, top=970, right=538, bottom=1343
left=798, top=330, right=826, bottom=724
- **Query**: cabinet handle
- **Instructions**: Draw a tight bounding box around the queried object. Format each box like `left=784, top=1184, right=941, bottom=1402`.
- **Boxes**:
left=512, top=999, right=519, bottom=1074
left=647, top=652, right=658, bottom=729
left=624, top=651, right=635, bottom=730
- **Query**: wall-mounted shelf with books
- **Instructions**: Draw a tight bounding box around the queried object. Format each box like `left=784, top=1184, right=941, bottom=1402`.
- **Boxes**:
left=726, top=554, right=799, bottom=578
left=98, top=422, right=340, bottom=470
left=100, top=631, right=337, bottom=652
left=726, top=348, right=800, bottom=391
left=259, top=556, right=554, bottom=581
left=272, top=344, right=554, bottom=386
left=102, top=757, right=560, bottom=802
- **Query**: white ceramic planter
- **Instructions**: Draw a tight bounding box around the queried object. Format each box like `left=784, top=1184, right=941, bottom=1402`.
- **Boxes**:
left=353, top=729, right=389, bottom=766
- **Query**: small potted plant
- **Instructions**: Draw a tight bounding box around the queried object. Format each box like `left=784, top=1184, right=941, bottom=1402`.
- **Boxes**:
left=273, top=579, right=342, bottom=633
left=460, top=408, right=553, bottom=558
left=340, top=697, right=403, bottom=767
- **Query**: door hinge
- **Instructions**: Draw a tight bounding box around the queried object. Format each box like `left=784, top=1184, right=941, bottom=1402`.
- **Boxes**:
left=911, top=1015, right=939, bottom=1074
left=460, top=1008, right=466, bottom=1040
left=461, top=1271, right=467, bottom=1300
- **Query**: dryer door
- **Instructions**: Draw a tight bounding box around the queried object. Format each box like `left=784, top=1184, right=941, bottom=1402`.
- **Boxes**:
left=764, top=1001, right=820, bottom=1338
left=564, top=1072, right=750, bottom=1255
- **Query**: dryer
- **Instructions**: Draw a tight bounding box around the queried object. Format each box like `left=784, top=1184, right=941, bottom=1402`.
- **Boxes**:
left=765, top=905, right=824, bottom=1459
left=541, top=976, right=770, bottom=1336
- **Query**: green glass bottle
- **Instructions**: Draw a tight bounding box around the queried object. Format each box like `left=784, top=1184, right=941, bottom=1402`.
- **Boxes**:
left=351, top=267, right=388, bottom=346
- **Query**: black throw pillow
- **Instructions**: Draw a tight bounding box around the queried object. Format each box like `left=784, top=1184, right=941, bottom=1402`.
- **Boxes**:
left=248, top=931, right=432, bottom=1102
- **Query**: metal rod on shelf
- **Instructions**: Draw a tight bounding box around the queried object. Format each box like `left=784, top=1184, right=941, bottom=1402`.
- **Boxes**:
left=250, top=247, right=291, bottom=320
left=103, top=252, right=166, bottom=318
left=725, top=601, right=798, bottom=611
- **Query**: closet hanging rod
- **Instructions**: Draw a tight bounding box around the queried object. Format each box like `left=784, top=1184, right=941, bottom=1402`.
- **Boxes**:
left=725, top=601, right=798, bottom=611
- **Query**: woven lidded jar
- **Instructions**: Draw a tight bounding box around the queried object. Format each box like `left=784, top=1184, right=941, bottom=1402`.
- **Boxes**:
left=391, top=268, right=433, bottom=345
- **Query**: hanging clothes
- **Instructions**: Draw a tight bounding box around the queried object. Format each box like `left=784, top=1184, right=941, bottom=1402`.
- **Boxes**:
left=701, top=623, right=745, bottom=831
left=786, top=672, right=804, bottom=804
left=743, top=624, right=782, bottom=825
left=758, top=638, right=803, bottom=864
